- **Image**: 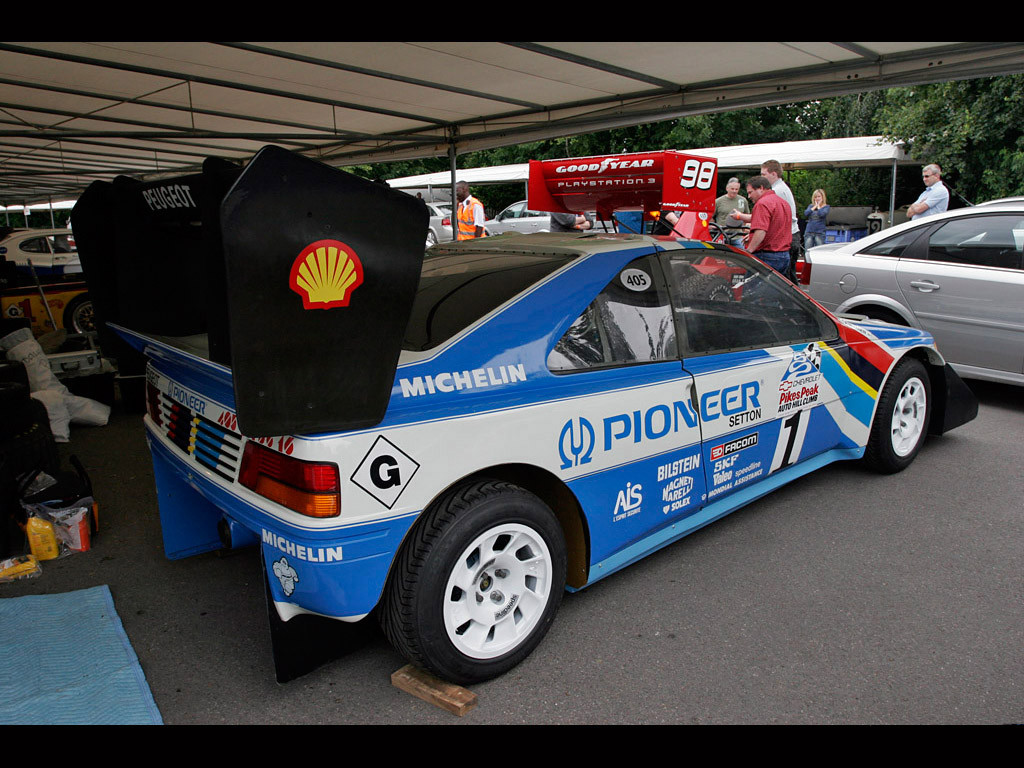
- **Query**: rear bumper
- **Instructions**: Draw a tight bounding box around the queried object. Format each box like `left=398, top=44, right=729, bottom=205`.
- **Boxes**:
left=146, top=424, right=417, bottom=620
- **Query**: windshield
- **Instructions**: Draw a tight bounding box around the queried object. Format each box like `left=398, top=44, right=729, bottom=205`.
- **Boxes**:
left=402, top=251, right=573, bottom=351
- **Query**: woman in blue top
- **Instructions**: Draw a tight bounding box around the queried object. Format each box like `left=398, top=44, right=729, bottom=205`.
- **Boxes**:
left=804, top=189, right=830, bottom=249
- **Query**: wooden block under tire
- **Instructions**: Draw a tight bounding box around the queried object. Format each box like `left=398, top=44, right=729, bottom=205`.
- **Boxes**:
left=391, top=664, right=478, bottom=716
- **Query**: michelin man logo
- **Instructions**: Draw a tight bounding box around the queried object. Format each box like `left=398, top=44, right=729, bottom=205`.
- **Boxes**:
left=783, top=343, right=822, bottom=381
left=272, top=557, right=299, bottom=596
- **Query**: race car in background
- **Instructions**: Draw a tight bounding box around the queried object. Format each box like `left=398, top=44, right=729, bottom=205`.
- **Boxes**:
left=1, top=227, right=93, bottom=335
left=71, top=148, right=978, bottom=685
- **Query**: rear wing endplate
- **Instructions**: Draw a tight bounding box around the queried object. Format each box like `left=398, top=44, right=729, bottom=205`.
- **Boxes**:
left=72, top=146, right=427, bottom=436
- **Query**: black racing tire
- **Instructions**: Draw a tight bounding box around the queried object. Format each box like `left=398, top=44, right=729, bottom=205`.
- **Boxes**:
left=0, top=397, right=59, bottom=478
left=678, top=273, right=733, bottom=302
left=0, top=382, right=33, bottom=439
left=863, top=357, right=931, bottom=474
left=63, top=294, right=95, bottom=334
left=0, top=362, right=29, bottom=389
left=380, top=479, right=567, bottom=685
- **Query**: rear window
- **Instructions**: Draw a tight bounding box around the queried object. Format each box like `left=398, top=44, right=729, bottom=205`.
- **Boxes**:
left=402, top=251, right=572, bottom=351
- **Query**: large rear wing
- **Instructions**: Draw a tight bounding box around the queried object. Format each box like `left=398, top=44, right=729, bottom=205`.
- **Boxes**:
left=527, top=150, right=718, bottom=238
left=72, top=146, right=427, bottom=436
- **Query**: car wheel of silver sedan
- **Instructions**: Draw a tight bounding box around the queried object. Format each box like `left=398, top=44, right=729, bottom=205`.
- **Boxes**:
left=864, top=357, right=931, bottom=474
left=379, top=479, right=566, bottom=684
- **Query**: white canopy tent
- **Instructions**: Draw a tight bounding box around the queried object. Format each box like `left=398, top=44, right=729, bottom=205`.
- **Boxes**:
left=1, top=42, right=1022, bottom=206
left=1, top=198, right=75, bottom=227
left=387, top=135, right=912, bottom=218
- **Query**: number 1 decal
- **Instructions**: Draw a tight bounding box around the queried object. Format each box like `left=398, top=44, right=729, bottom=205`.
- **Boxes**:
left=770, top=408, right=810, bottom=474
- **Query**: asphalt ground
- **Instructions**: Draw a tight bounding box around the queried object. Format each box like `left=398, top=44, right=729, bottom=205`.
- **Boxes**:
left=2, top=379, right=1022, bottom=725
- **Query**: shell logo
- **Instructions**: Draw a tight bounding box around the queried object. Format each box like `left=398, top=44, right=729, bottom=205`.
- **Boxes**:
left=289, top=239, right=364, bottom=310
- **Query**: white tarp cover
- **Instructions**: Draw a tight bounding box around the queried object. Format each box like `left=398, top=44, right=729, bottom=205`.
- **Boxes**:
left=689, top=136, right=910, bottom=170
left=387, top=136, right=910, bottom=189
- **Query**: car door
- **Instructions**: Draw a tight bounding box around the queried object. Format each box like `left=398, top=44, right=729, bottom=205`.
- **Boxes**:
left=487, top=202, right=525, bottom=235
left=519, top=206, right=550, bottom=233
left=895, top=212, right=1024, bottom=376
left=47, top=233, right=81, bottom=275
left=662, top=246, right=848, bottom=506
left=14, top=235, right=55, bottom=272
left=547, top=252, right=704, bottom=563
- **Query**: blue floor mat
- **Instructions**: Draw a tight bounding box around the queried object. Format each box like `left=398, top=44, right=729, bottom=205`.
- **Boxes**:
left=0, top=585, right=162, bottom=724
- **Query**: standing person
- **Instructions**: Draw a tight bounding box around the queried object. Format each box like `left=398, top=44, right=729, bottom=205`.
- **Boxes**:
left=714, top=177, right=749, bottom=246
left=549, top=211, right=594, bottom=232
left=907, top=164, right=949, bottom=220
left=761, top=160, right=800, bottom=279
left=803, top=189, right=831, bottom=250
left=743, top=176, right=792, bottom=276
left=455, top=181, right=487, bottom=240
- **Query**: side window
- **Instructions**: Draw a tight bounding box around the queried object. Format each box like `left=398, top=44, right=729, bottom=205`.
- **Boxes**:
left=50, top=234, right=76, bottom=253
left=501, top=202, right=525, bottom=220
left=858, top=227, right=926, bottom=259
left=667, top=251, right=836, bottom=355
left=926, top=215, right=1024, bottom=269
left=548, top=255, right=676, bottom=372
left=19, top=237, right=50, bottom=254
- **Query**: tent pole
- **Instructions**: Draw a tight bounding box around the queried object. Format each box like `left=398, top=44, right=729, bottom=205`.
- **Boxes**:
left=448, top=135, right=458, bottom=242
left=49, top=198, right=55, bottom=228
left=889, top=158, right=897, bottom=227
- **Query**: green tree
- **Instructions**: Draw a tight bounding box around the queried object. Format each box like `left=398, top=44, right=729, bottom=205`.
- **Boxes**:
left=879, top=75, right=1024, bottom=203
left=349, top=76, right=1024, bottom=215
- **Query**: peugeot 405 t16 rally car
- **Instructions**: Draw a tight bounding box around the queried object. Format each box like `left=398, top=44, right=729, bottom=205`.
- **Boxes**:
left=70, top=148, right=977, bottom=685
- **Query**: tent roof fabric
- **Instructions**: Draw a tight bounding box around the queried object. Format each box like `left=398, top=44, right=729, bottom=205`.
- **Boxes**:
left=1, top=42, right=1022, bottom=204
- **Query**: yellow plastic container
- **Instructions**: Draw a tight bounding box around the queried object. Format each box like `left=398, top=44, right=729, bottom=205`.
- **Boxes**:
left=0, top=555, right=41, bottom=582
left=26, top=516, right=60, bottom=561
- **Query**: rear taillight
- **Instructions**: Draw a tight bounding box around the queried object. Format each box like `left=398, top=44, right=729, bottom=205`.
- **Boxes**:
left=239, top=441, right=340, bottom=518
left=442, top=217, right=451, bottom=226
left=145, top=380, right=162, bottom=427
left=796, top=255, right=811, bottom=285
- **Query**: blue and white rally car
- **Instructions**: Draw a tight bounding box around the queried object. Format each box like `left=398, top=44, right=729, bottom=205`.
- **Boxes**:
left=71, top=148, right=977, bottom=685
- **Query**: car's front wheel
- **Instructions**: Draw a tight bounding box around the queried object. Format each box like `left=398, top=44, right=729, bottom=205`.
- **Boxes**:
left=864, top=357, right=931, bottom=473
left=380, top=479, right=566, bottom=684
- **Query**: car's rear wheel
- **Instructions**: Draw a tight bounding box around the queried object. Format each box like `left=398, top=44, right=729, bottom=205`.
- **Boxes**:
left=426, top=230, right=438, bottom=247
left=864, top=357, right=931, bottom=473
left=63, top=294, right=95, bottom=334
left=380, top=479, right=566, bottom=684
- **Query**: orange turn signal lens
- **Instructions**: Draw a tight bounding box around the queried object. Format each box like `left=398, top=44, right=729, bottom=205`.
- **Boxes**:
left=239, top=441, right=340, bottom=518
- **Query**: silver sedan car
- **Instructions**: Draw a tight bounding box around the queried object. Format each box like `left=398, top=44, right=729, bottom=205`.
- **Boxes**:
left=425, top=203, right=453, bottom=246
left=800, top=203, right=1024, bottom=385
left=484, top=200, right=550, bottom=236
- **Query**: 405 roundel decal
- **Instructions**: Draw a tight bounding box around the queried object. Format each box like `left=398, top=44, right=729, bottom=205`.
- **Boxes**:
left=289, top=239, right=364, bottom=310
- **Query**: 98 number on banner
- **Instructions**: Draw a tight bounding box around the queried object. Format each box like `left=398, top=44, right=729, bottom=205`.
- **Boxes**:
left=680, top=160, right=715, bottom=190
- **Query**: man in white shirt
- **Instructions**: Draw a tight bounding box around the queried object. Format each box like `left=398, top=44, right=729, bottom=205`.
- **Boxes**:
left=732, top=159, right=798, bottom=279
left=907, top=164, right=949, bottom=220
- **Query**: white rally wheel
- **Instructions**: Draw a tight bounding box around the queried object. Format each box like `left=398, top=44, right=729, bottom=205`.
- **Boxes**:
left=890, top=375, right=928, bottom=457
left=442, top=522, right=554, bottom=660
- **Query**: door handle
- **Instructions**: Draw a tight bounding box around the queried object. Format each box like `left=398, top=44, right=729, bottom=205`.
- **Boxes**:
left=910, top=280, right=940, bottom=292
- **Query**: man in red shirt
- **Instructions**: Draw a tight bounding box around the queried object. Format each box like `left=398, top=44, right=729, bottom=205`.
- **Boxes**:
left=743, top=176, right=793, bottom=277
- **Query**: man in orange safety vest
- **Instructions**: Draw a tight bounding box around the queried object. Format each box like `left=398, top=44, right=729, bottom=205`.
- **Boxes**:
left=456, top=181, right=487, bottom=240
